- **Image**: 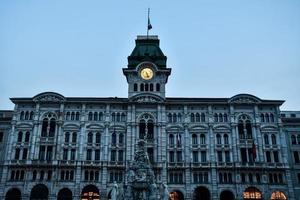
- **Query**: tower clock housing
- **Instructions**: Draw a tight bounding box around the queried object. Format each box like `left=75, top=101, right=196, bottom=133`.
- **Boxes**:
left=123, top=36, right=171, bottom=100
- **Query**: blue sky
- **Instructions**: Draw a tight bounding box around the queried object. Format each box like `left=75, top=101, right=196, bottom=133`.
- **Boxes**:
left=0, top=0, right=299, bottom=110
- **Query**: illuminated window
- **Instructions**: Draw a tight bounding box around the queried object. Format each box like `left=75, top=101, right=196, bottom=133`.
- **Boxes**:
left=243, top=187, right=262, bottom=200
left=270, top=191, right=287, bottom=200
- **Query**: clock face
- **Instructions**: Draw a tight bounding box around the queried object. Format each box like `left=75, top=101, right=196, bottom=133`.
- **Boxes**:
left=140, top=68, right=154, bottom=80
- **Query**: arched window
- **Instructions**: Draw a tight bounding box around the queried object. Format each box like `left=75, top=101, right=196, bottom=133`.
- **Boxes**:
left=264, top=134, right=269, bottom=145
left=271, top=191, right=287, bottom=200
left=219, top=113, right=223, bottom=122
left=40, top=170, right=45, bottom=180
left=292, top=135, right=297, bottom=144
left=196, top=113, right=200, bottom=122
left=191, top=113, right=195, bottom=122
left=49, top=118, right=56, bottom=137
left=224, top=134, right=229, bottom=145
left=168, top=113, right=172, bottom=123
left=41, top=118, right=48, bottom=137
left=200, top=134, right=206, bottom=144
left=119, top=133, right=124, bottom=145
left=121, top=113, right=126, bottom=122
left=266, top=113, right=270, bottom=122
left=66, top=112, right=70, bottom=120
left=214, top=113, right=218, bottom=122
left=116, top=113, right=121, bottom=122
left=169, top=134, right=174, bottom=146
left=111, top=132, right=117, bottom=145
left=271, top=134, right=277, bottom=145
left=178, top=113, right=182, bottom=122
left=25, top=111, right=29, bottom=120
left=30, top=111, right=34, bottom=120
left=33, top=170, right=37, bottom=180
left=25, top=131, right=30, bottom=142
left=71, top=112, right=75, bottom=120
left=224, top=113, right=228, bottom=122
left=72, top=132, right=77, bottom=143
left=133, top=83, right=138, bottom=91
left=87, top=132, right=93, bottom=144
left=173, top=113, right=177, bottom=123
left=20, top=111, right=24, bottom=120
left=88, top=112, right=93, bottom=121
left=156, top=83, right=160, bottom=91
left=216, top=134, right=221, bottom=144
left=192, top=134, right=198, bottom=145
left=99, top=112, right=103, bottom=121
left=260, top=114, right=265, bottom=122
left=219, top=173, right=223, bottom=183
left=93, top=112, right=98, bottom=121
left=243, top=187, right=262, bottom=200
left=145, top=83, right=149, bottom=91
left=246, top=120, right=252, bottom=139
left=75, top=112, right=80, bottom=120
left=150, top=83, right=153, bottom=91
left=140, top=83, right=144, bottom=91
left=17, top=131, right=23, bottom=142
left=270, top=113, right=275, bottom=122
left=96, top=132, right=101, bottom=144
left=238, top=121, right=245, bottom=139
left=201, top=113, right=205, bottom=122
left=112, top=113, right=116, bottom=122
left=5, top=188, right=21, bottom=200
left=65, top=132, right=70, bottom=143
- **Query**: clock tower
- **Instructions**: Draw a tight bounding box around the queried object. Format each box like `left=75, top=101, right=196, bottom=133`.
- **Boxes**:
left=123, top=36, right=171, bottom=101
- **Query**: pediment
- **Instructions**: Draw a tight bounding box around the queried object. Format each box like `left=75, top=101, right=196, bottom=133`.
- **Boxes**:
left=33, top=92, right=65, bottom=103
left=188, top=125, right=208, bottom=132
left=166, top=125, right=183, bottom=132
left=229, top=94, right=261, bottom=104
left=63, top=123, right=80, bottom=130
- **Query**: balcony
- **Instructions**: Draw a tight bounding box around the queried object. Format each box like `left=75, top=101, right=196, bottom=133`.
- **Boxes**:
left=167, top=162, right=185, bottom=168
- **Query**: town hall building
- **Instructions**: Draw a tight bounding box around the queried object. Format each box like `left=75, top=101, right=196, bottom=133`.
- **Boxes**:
left=0, top=35, right=295, bottom=200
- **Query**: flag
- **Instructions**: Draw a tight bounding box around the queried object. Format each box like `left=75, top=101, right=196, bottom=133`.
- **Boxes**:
left=148, top=17, right=152, bottom=30
left=252, top=142, right=257, bottom=161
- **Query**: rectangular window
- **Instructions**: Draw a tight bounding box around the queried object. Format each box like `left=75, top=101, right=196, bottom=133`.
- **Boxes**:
left=201, top=151, right=207, bottom=162
left=111, top=150, right=116, bottom=161
left=225, top=151, right=230, bottom=163
left=273, top=151, right=279, bottom=162
left=217, top=151, right=223, bottom=162
left=87, top=149, right=92, bottom=161
left=15, top=148, right=20, bottom=160
left=118, top=150, right=123, bottom=162
left=39, top=146, right=45, bottom=160
left=46, top=146, right=53, bottom=161
left=71, top=149, right=76, bottom=160
left=63, top=149, right=68, bottom=160
left=22, top=148, right=28, bottom=160
left=294, top=151, right=300, bottom=163
left=297, top=173, right=300, bottom=183
left=169, top=151, right=174, bottom=162
left=0, top=132, right=3, bottom=142
left=193, top=151, right=198, bottom=163
left=177, top=151, right=182, bottom=162
left=266, top=151, right=271, bottom=162
left=241, top=148, right=247, bottom=163
left=147, top=148, right=154, bottom=163
left=95, top=149, right=100, bottom=161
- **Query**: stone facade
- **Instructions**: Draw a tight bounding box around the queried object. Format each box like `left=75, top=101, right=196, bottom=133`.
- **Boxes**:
left=282, top=111, right=300, bottom=200
left=0, top=36, right=296, bottom=200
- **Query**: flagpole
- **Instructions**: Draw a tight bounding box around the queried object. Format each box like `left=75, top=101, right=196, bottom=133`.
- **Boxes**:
left=147, top=8, right=150, bottom=39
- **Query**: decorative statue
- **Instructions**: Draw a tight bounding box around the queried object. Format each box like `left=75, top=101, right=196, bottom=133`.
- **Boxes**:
left=111, top=181, right=119, bottom=200
left=162, top=183, right=169, bottom=200
left=149, top=183, right=157, bottom=200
